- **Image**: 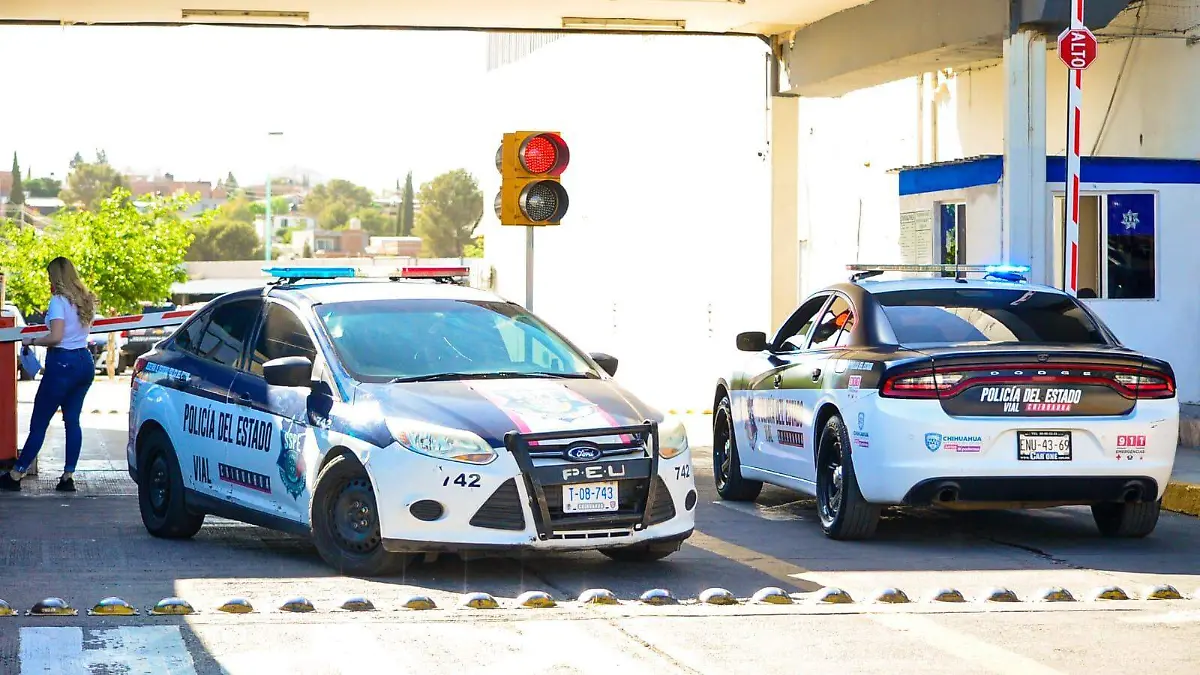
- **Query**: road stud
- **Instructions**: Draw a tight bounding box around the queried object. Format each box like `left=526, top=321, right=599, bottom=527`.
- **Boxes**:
left=401, top=595, right=437, bottom=610
left=1145, top=584, right=1183, bottom=600
left=217, top=598, right=254, bottom=614
left=874, top=588, right=911, bottom=604
left=751, top=587, right=793, bottom=605
left=89, top=597, right=138, bottom=616
left=1091, top=586, right=1130, bottom=601
left=28, top=597, right=77, bottom=616
left=639, top=589, right=679, bottom=606
left=516, top=591, right=557, bottom=608
left=699, top=588, right=739, bottom=606
left=815, top=588, right=854, bottom=604
left=578, top=589, right=620, bottom=605
left=340, top=597, right=376, bottom=612
left=1038, top=587, right=1076, bottom=603
left=149, top=598, right=195, bottom=615
left=930, top=588, right=966, bottom=603
left=279, top=597, right=316, bottom=613
left=0, top=599, right=15, bottom=617
left=460, top=592, right=500, bottom=609
left=982, top=588, right=1020, bottom=603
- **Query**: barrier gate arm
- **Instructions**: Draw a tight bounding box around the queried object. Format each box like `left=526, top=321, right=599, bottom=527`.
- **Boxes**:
left=0, top=309, right=197, bottom=343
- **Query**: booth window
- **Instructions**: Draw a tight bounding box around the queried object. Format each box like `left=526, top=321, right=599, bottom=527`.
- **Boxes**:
left=939, top=203, right=966, bottom=276
left=1054, top=192, right=1156, bottom=299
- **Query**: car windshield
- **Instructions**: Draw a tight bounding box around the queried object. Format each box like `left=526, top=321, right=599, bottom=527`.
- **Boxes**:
left=873, top=288, right=1108, bottom=345
left=314, top=298, right=599, bottom=382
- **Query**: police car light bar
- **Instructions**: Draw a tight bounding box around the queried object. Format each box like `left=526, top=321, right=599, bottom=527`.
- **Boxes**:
left=847, top=263, right=1030, bottom=282
left=395, top=266, right=470, bottom=279
left=263, top=266, right=358, bottom=280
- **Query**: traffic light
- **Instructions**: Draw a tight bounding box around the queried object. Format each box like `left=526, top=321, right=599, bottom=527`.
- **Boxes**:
left=494, top=131, right=569, bottom=226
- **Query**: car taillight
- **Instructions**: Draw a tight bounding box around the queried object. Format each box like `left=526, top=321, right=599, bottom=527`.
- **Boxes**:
left=132, top=356, right=147, bottom=382
left=1115, top=373, right=1176, bottom=399
left=880, top=366, right=965, bottom=399
left=120, top=330, right=128, bottom=338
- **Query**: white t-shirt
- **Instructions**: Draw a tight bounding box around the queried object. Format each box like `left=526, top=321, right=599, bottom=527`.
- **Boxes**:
left=46, top=295, right=91, bottom=350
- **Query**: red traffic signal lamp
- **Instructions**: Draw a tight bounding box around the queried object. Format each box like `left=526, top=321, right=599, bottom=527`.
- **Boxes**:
left=495, top=131, right=569, bottom=226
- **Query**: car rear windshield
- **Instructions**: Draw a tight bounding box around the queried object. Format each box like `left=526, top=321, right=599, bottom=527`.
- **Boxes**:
left=314, top=298, right=597, bottom=382
left=872, top=288, right=1108, bottom=345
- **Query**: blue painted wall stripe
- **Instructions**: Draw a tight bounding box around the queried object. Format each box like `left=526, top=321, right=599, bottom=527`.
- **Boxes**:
left=899, top=155, right=1200, bottom=196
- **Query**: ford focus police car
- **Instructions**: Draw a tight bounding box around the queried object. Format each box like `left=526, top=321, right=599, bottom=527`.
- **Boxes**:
left=128, top=266, right=696, bottom=575
left=712, top=264, right=1179, bottom=540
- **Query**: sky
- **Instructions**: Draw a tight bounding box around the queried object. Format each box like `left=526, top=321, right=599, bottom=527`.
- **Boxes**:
left=0, top=24, right=493, bottom=193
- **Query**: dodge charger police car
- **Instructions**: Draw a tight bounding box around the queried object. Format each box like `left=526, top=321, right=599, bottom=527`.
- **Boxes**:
left=129, top=266, right=696, bottom=575
left=712, top=264, right=1179, bottom=540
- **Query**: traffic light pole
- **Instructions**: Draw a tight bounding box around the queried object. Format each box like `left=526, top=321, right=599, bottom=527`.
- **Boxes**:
left=525, top=226, right=535, bottom=311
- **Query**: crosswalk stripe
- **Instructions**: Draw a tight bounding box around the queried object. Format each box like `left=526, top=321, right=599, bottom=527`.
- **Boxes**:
left=19, top=627, right=196, bottom=675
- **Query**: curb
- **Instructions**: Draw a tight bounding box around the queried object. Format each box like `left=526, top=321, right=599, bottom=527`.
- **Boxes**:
left=1162, top=480, right=1200, bottom=517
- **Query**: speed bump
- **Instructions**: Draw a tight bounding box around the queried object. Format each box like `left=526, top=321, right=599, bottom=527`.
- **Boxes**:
left=217, top=598, right=254, bottom=614
left=874, top=588, right=910, bottom=604
left=279, top=597, right=316, bottom=613
left=751, top=587, right=793, bottom=605
left=149, top=598, right=195, bottom=616
left=1091, top=586, right=1130, bottom=601
left=930, top=589, right=966, bottom=603
left=1038, top=587, right=1076, bottom=603
left=983, top=588, right=1020, bottom=603
left=1145, top=584, right=1184, bottom=600
left=460, top=592, right=500, bottom=609
left=401, top=595, right=437, bottom=610
left=516, top=591, right=556, bottom=608
left=699, top=588, right=738, bottom=606
left=578, top=588, right=620, bottom=605
left=89, top=597, right=138, bottom=616
left=639, top=589, right=679, bottom=606
left=28, top=597, right=77, bottom=616
left=0, top=599, right=15, bottom=617
left=815, top=587, right=854, bottom=604
left=340, top=597, right=376, bottom=612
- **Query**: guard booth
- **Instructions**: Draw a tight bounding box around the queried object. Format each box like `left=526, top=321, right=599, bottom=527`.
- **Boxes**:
left=892, top=154, right=1200, bottom=403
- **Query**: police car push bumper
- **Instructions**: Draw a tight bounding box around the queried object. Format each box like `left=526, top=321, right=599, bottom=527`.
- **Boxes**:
left=852, top=396, right=1179, bottom=505
left=363, top=420, right=696, bottom=552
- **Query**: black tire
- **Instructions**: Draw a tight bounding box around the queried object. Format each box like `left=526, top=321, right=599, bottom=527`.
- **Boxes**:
left=1092, top=500, right=1161, bottom=538
left=310, top=454, right=413, bottom=576
left=138, top=430, right=204, bottom=539
left=712, top=394, right=763, bottom=502
left=600, top=541, right=681, bottom=563
left=815, top=414, right=881, bottom=540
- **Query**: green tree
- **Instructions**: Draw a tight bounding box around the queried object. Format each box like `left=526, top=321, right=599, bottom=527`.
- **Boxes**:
left=24, top=177, right=62, bottom=198
left=69, top=152, right=84, bottom=169
left=303, top=179, right=374, bottom=229
left=60, top=159, right=125, bottom=211
left=302, top=240, right=313, bottom=258
left=187, top=219, right=263, bottom=261
left=463, top=235, right=484, bottom=258
left=400, top=171, right=415, bottom=236
left=413, top=169, right=484, bottom=258
left=225, top=172, right=239, bottom=189
left=249, top=196, right=291, bottom=218
left=0, top=187, right=198, bottom=316
left=9, top=153, right=25, bottom=206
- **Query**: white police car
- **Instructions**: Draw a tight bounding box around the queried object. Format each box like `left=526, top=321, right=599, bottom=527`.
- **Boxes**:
left=713, top=264, right=1179, bottom=540
left=128, top=266, right=696, bottom=575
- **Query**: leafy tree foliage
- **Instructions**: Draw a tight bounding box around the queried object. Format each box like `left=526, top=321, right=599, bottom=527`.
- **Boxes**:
left=400, top=171, right=415, bottom=236
left=463, top=235, right=484, bottom=258
left=414, top=169, right=483, bottom=257
left=8, top=153, right=24, bottom=206
left=60, top=153, right=125, bottom=211
left=303, top=179, right=373, bottom=229
left=187, top=219, right=262, bottom=261
left=24, top=177, right=61, bottom=198
left=225, top=172, right=239, bottom=189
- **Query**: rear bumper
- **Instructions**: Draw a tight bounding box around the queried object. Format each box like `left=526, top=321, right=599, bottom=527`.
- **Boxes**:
left=903, top=475, right=1159, bottom=506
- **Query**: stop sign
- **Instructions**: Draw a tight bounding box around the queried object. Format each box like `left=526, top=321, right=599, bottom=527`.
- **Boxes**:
left=1058, top=27, right=1098, bottom=70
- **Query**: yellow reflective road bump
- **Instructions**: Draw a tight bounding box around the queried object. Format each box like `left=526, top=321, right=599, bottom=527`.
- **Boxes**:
left=1091, top=586, right=1130, bottom=601
left=28, top=597, right=77, bottom=617
left=699, top=588, right=739, bottom=606
left=216, top=598, right=254, bottom=614
left=460, top=592, right=500, bottom=609
left=639, top=589, right=679, bottom=606
left=1038, top=587, right=1076, bottom=603
left=516, top=591, right=557, bottom=608
left=88, top=597, right=138, bottom=616
left=578, top=588, right=620, bottom=605
left=149, top=598, right=196, bottom=616
left=1145, top=584, right=1184, bottom=600
left=815, top=587, right=854, bottom=604
left=279, top=597, right=316, bottom=613
left=930, top=588, right=966, bottom=603
left=340, top=596, right=376, bottom=612
left=0, top=599, right=15, bottom=617
left=874, top=588, right=911, bottom=604
left=751, top=587, right=793, bottom=605
left=982, top=587, right=1020, bottom=603
left=401, top=595, right=437, bottom=610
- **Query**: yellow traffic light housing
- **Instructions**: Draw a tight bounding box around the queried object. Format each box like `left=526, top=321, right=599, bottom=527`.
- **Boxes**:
left=495, top=131, right=569, bottom=226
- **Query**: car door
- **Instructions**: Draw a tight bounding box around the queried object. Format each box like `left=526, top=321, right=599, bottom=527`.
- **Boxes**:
left=227, top=300, right=320, bottom=522
left=173, top=298, right=265, bottom=504
left=793, top=293, right=859, bottom=479
left=738, top=293, right=832, bottom=480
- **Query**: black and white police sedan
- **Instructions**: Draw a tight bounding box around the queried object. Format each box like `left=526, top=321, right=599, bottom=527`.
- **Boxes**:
left=128, top=266, right=696, bottom=575
left=712, top=264, right=1179, bottom=540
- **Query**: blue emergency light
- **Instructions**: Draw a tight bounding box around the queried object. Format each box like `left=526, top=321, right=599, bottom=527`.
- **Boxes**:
left=263, top=266, right=358, bottom=279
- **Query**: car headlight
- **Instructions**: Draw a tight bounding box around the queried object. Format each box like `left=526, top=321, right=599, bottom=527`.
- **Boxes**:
left=658, top=416, right=690, bottom=460
left=385, top=419, right=498, bottom=465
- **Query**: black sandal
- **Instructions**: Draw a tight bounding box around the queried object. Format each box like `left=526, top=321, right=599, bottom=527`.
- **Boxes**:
left=0, top=473, right=22, bottom=491
left=55, top=477, right=76, bottom=492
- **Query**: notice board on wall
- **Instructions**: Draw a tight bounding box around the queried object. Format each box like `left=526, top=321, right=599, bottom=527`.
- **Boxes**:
left=899, top=209, right=934, bottom=265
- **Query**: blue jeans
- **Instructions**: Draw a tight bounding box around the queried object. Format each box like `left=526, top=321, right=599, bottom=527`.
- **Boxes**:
left=15, top=347, right=95, bottom=474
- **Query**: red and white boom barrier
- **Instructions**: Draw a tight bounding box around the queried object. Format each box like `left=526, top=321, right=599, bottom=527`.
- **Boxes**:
left=0, top=308, right=196, bottom=343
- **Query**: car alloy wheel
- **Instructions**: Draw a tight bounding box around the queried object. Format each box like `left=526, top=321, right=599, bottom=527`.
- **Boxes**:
left=148, top=455, right=170, bottom=517
left=818, top=435, right=844, bottom=524
left=713, top=410, right=733, bottom=491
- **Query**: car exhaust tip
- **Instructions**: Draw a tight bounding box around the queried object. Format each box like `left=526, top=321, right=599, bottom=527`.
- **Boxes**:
left=936, top=484, right=960, bottom=503
left=1121, top=484, right=1143, bottom=503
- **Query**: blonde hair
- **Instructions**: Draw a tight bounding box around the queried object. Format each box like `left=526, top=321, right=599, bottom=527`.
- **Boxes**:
left=47, top=257, right=97, bottom=325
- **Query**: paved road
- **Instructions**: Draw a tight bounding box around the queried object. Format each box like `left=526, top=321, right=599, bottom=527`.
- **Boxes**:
left=5, top=379, right=1200, bottom=673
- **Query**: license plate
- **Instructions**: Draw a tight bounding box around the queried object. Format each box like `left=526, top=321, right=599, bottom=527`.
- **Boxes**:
left=562, top=481, right=619, bottom=513
left=1018, top=430, right=1072, bottom=461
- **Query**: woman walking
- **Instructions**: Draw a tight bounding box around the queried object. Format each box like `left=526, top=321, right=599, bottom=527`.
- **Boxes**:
left=0, top=257, right=97, bottom=492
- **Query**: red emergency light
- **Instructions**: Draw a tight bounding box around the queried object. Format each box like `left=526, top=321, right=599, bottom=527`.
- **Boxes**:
left=397, top=266, right=470, bottom=279
left=519, top=133, right=569, bottom=176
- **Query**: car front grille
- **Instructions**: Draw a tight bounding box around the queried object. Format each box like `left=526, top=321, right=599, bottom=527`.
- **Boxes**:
left=469, top=478, right=526, bottom=531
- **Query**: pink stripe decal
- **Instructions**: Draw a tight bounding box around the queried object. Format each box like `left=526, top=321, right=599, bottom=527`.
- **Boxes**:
left=470, top=380, right=632, bottom=447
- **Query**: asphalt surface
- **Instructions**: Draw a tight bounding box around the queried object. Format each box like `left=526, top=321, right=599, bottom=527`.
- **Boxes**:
left=5, top=378, right=1200, bottom=674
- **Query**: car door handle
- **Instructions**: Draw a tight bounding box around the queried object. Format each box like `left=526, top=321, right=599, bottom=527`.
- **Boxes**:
left=237, top=391, right=251, bottom=402
left=811, top=368, right=822, bottom=382
left=772, top=373, right=782, bottom=389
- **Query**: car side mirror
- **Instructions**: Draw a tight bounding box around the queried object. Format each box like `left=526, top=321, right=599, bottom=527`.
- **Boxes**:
left=590, top=352, right=618, bottom=377
left=263, top=356, right=314, bottom=388
left=736, top=331, right=768, bottom=352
